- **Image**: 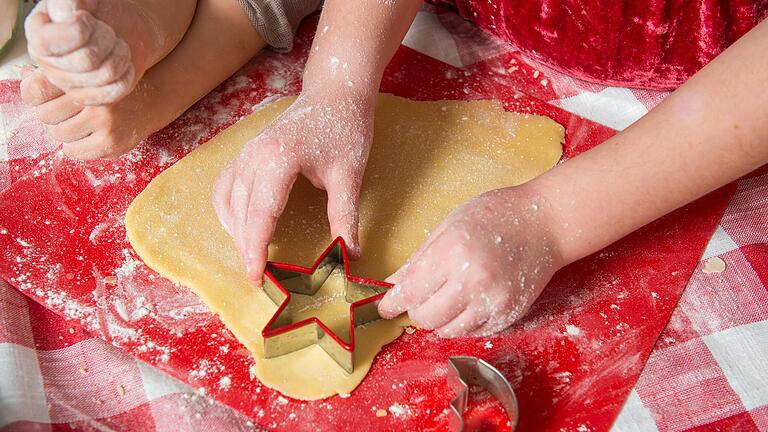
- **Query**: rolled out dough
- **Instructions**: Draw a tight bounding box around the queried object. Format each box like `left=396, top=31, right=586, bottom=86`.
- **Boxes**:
left=125, top=93, right=564, bottom=400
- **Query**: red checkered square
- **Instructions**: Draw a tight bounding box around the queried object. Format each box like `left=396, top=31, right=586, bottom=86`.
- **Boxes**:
left=0, top=280, right=34, bottom=347
left=679, top=249, right=768, bottom=336
left=634, top=338, right=747, bottom=431
left=654, top=305, right=702, bottom=349
left=37, top=340, right=149, bottom=422
left=720, top=173, right=768, bottom=247
left=741, top=244, right=768, bottom=289
left=26, top=297, right=91, bottom=351
left=750, top=404, right=768, bottom=430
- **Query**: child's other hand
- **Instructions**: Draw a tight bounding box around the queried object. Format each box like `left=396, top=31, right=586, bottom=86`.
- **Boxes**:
left=212, top=90, right=375, bottom=284
left=25, top=0, right=136, bottom=105
left=20, top=67, right=145, bottom=159
left=378, top=186, right=564, bottom=337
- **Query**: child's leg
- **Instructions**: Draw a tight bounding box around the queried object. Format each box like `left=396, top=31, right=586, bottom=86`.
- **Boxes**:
left=25, top=0, right=266, bottom=159
left=25, top=0, right=199, bottom=104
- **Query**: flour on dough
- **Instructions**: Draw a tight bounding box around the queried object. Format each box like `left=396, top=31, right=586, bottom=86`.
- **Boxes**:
left=125, top=93, right=564, bottom=400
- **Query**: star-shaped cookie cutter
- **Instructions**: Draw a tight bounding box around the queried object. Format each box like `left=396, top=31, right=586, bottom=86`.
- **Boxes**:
left=261, top=237, right=391, bottom=374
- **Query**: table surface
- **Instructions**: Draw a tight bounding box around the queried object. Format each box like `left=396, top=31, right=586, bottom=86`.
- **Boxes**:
left=1, top=4, right=766, bottom=432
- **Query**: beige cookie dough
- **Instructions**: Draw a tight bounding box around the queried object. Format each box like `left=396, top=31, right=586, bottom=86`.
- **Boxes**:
left=125, top=93, right=564, bottom=400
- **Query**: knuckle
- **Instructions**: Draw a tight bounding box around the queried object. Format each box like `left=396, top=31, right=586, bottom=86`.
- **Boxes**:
left=248, top=210, right=279, bottom=226
left=49, top=124, right=67, bottom=141
left=327, top=204, right=356, bottom=222
left=36, top=107, right=58, bottom=125
left=70, top=15, right=94, bottom=46
left=408, top=309, right=432, bottom=329
left=79, top=46, right=102, bottom=70
left=100, top=58, right=124, bottom=82
left=257, top=140, right=285, bottom=158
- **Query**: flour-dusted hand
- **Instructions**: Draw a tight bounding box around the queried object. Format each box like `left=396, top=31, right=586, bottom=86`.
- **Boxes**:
left=212, top=90, right=375, bottom=284
left=378, top=187, right=564, bottom=337
left=25, top=0, right=138, bottom=105
left=24, top=0, right=194, bottom=106
left=20, top=66, right=153, bottom=159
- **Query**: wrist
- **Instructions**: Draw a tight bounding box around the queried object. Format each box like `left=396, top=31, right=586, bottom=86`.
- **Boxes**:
left=522, top=168, right=610, bottom=266
left=510, top=179, right=573, bottom=268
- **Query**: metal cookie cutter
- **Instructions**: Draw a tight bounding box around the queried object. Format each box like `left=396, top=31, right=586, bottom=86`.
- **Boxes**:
left=261, top=237, right=390, bottom=374
left=448, top=356, right=519, bottom=431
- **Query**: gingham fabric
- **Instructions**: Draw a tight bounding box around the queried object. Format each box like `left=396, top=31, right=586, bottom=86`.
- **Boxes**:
left=1, top=4, right=766, bottom=431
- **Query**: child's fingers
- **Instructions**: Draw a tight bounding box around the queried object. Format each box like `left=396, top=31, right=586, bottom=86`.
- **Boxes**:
left=325, top=170, right=363, bottom=259
left=469, top=320, right=507, bottom=338
left=36, top=94, right=84, bottom=125
left=47, top=0, right=98, bottom=22
left=48, top=108, right=95, bottom=142
left=39, top=21, right=118, bottom=73
left=62, top=131, right=117, bottom=160
left=26, top=9, right=96, bottom=57
left=435, top=306, right=489, bottom=338
left=386, top=218, right=452, bottom=285
left=378, top=248, right=448, bottom=319
left=64, top=64, right=134, bottom=105
left=469, top=302, right=529, bottom=337
left=20, top=71, right=65, bottom=106
left=43, top=39, right=131, bottom=89
left=406, top=281, right=469, bottom=329
left=241, top=167, right=299, bottom=285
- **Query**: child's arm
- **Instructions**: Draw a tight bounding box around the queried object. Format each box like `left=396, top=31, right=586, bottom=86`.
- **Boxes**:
left=213, top=0, right=421, bottom=284
left=540, top=18, right=768, bottom=265
left=379, top=20, right=768, bottom=336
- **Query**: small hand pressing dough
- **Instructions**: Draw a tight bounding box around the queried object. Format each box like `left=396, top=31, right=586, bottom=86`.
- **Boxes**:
left=125, top=93, right=564, bottom=400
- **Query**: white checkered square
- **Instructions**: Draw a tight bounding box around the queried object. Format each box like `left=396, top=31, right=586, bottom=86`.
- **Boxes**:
left=0, top=344, right=51, bottom=426
left=611, top=390, right=659, bottom=432
left=704, top=321, right=768, bottom=410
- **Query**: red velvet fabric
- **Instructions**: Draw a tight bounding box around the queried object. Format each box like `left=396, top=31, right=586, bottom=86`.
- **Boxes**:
left=432, top=0, right=768, bottom=90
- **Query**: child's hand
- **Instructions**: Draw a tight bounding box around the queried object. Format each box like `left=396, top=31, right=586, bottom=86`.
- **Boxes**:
left=25, top=0, right=136, bottom=105
left=20, top=67, right=146, bottom=159
left=378, top=186, right=564, bottom=337
left=212, top=90, right=375, bottom=284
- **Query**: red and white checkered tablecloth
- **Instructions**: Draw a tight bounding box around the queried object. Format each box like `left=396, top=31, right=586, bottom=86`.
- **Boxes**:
left=1, top=4, right=766, bottom=431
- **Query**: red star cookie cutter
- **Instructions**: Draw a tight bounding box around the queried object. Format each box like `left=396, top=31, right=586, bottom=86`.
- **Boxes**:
left=261, top=237, right=391, bottom=374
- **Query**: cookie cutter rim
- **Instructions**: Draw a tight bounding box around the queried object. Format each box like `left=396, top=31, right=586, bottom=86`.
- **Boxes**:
left=260, top=237, right=391, bottom=374
left=447, top=355, right=519, bottom=431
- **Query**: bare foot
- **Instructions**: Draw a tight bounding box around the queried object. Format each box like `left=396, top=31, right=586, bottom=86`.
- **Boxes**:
left=24, top=0, right=195, bottom=105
